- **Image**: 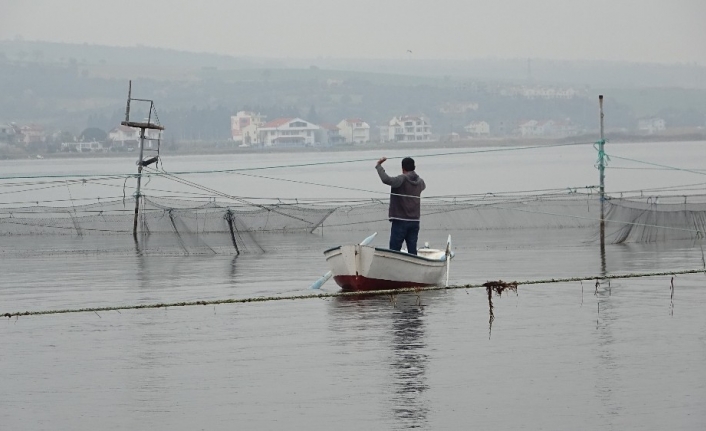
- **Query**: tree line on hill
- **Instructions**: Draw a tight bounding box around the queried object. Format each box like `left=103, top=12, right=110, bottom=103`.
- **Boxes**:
left=1, top=44, right=705, bottom=144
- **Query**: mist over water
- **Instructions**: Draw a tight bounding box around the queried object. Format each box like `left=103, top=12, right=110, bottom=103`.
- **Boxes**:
left=1, top=143, right=705, bottom=430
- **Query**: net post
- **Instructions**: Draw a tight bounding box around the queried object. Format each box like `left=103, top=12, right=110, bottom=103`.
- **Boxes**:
left=133, top=126, right=146, bottom=237
left=598, top=95, right=606, bottom=275
left=121, top=82, right=164, bottom=238
left=225, top=209, right=240, bottom=255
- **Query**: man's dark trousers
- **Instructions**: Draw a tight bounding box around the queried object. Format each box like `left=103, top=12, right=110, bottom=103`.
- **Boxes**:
left=389, top=220, right=420, bottom=255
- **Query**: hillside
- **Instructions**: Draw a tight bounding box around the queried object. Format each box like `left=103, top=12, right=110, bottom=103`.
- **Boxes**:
left=0, top=40, right=704, bottom=142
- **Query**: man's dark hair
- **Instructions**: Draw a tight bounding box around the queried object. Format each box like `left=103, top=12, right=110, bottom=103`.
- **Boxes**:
left=401, top=157, right=415, bottom=171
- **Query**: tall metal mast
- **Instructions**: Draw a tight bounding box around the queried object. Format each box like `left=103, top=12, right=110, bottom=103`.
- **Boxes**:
left=598, top=95, right=606, bottom=274
left=121, top=81, right=165, bottom=237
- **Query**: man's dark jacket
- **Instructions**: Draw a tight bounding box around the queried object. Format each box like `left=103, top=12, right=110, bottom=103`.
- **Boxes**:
left=376, top=165, right=426, bottom=221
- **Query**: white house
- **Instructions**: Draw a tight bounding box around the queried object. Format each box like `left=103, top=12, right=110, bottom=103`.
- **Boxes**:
left=519, top=119, right=579, bottom=137
left=337, top=118, right=370, bottom=143
left=108, top=125, right=139, bottom=143
left=108, top=125, right=160, bottom=149
left=19, top=124, right=46, bottom=145
left=387, top=116, right=432, bottom=143
left=241, top=123, right=259, bottom=146
left=61, top=141, right=104, bottom=152
left=519, top=120, right=541, bottom=137
left=464, top=121, right=490, bottom=136
left=255, top=118, right=320, bottom=147
left=500, top=85, right=579, bottom=100
left=637, top=117, right=666, bottom=135
left=231, top=111, right=266, bottom=142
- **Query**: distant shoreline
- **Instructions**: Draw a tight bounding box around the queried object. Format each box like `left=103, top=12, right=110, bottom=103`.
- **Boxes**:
left=2, top=133, right=704, bottom=160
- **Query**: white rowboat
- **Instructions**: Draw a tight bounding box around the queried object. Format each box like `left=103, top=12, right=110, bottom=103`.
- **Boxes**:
left=323, top=238, right=454, bottom=291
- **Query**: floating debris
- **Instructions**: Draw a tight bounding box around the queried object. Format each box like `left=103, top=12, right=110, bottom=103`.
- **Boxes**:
left=483, top=280, right=518, bottom=338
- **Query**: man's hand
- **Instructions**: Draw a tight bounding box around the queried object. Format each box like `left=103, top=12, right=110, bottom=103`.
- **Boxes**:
left=376, top=157, right=387, bottom=166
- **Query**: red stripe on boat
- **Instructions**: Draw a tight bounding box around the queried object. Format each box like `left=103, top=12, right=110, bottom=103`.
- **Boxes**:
left=333, top=275, right=433, bottom=291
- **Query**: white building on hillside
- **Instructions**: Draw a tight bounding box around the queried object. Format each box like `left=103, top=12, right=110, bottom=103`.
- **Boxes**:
left=337, top=118, right=370, bottom=143
left=61, top=141, right=105, bottom=152
left=387, top=116, right=432, bottom=142
left=519, top=120, right=542, bottom=137
left=108, top=125, right=139, bottom=143
left=500, top=86, right=579, bottom=100
left=637, top=117, right=666, bottom=135
left=108, top=125, right=160, bottom=148
left=464, top=121, right=490, bottom=136
left=19, top=124, right=46, bottom=145
left=254, top=118, right=320, bottom=147
left=518, top=119, right=578, bottom=137
left=231, top=111, right=266, bottom=142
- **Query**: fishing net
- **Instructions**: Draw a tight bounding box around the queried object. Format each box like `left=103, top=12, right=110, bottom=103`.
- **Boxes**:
left=603, top=194, right=706, bottom=243
left=1, top=192, right=704, bottom=254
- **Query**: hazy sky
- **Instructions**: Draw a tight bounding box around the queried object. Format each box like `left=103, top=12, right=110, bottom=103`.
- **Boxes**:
left=2, top=0, right=705, bottom=63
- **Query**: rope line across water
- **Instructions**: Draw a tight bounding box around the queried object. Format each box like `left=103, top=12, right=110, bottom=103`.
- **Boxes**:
left=4, top=268, right=703, bottom=318
left=0, top=141, right=594, bottom=182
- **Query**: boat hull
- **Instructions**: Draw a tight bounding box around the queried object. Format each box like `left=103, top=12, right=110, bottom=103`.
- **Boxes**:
left=324, top=244, right=449, bottom=291
left=332, top=275, right=431, bottom=291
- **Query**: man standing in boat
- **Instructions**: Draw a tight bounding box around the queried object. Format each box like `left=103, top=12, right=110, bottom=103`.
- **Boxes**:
left=375, top=156, right=426, bottom=255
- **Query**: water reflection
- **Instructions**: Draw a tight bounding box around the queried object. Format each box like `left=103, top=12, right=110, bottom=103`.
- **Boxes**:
left=600, top=238, right=607, bottom=278
left=389, top=296, right=429, bottom=429
left=134, top=234, right=148, bottom=290
left=331, top=294, right=430, bottom=430
left=606, top=239, right=704, bottom=274
left=594, top=286, right=622, bottom=422
left=229, top=255, right=238, bottom=280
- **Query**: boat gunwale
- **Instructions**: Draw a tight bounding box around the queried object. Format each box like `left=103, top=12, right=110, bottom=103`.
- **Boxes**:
left=322, top=244, right=448, bottom=263
left=373, top=247, right=448, bottom=262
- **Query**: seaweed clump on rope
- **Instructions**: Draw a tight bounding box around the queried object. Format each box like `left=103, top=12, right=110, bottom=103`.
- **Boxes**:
left=483, top=280, right=518, bottom=337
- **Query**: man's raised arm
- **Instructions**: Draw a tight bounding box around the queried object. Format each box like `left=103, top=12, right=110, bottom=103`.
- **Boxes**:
left=376, top=157, right=404, bottom=188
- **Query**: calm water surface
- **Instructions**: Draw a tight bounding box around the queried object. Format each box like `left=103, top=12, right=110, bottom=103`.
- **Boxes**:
left=1, top=143, right=705, bottom=430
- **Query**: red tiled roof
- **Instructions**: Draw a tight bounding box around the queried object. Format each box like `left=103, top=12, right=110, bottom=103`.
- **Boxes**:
left=345, top=118, right=364, bottom=124
left=262, top=118, right=294, bottom=128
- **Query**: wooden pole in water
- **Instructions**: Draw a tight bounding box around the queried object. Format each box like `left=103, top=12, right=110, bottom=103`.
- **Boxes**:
left=599, top=96, right=605, bottom=233
left=599, top=95, right=606, bottom=274
left=133, top=127, right=146, bottom=237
